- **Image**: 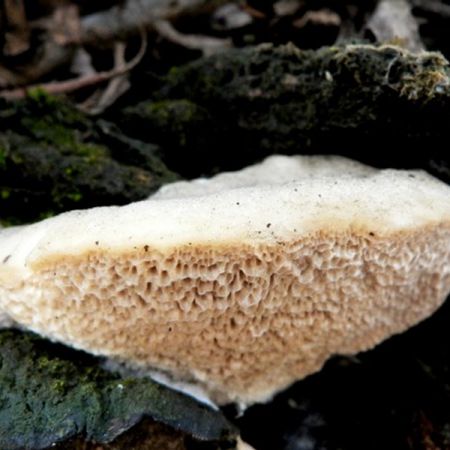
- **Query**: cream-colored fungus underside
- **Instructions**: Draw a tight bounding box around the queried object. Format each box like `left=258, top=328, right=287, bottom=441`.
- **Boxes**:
left=1, top=155, right=450, bottom=405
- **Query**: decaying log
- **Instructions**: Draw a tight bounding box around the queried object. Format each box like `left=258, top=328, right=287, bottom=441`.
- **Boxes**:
left=120, top=43, right=450, bottom=177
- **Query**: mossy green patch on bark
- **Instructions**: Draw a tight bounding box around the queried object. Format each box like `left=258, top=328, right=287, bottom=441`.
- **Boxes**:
left=0, top=93, right=179, bottom=224
left=121, top=99, right=217, bottom=177
left=161, top=43, right=450, bottom=111
left=0, top=330, right=237, bottom=450
left=0, top=147, right=6, bottom=169
left=96, top=119, right=180, bottom=181
left=120, top=44, right=450, bottom=178
left=0, top=131, right=156, bottom=223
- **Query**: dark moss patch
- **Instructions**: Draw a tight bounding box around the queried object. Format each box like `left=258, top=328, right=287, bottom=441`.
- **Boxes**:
left=0, top=132, right=157, bottom=223
left=120, top=44, right=450, bottom=178
left=0, top=93, right=178, bottom=224
left=0, top=330, right=237, bottom=450
left=96, top=119, right=179, bottom=181
left=121, top=99, right=218, bottom=177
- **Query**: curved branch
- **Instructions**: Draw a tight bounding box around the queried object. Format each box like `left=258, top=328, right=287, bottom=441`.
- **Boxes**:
left=0, top=31, right=147, bottom=100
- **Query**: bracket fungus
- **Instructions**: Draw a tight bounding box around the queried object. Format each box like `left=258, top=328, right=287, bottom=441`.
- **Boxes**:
left=1, top=155, right=450, bottom=405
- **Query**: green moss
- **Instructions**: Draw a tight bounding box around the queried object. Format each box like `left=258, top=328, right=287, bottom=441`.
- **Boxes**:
left=66, top=191, right=82, bottom=202
left=0, top=330, right=237, bottom=449
left=0, top=217, right=19, bottom=227
left=19, top=114, right=108, bottom=163
left=0, top=147, right=6, bottom=169
left=124, top=99, right=211, bottom=144
left=123, top=43, right=450, bottom=177
left=24, top=88, right=91, bottom=126
left=161, top=43, right=450, bottom=111
left=0, top=131, right=166, bottom=223
left=26, top=87, right=62, bottom=105
left=0, top=188, right=10, bottom=199
left=19, top=112, right=108, bottom=162
left=38, top=210, right=57, bottom=221
left=120, top=99, right=217, bottom=177
left=145, top=99, right=200, bottom=119
left=0, top=94, right=179, bottom=224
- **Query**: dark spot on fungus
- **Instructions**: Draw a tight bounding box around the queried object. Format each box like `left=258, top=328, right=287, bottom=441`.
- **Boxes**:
left=95, top=241, right=99, bottom=246
left=2, top=255, right=11, bottom=264
left=266, top=223, right=271, bottom=228
left=144, top=245, right=149, bottom=252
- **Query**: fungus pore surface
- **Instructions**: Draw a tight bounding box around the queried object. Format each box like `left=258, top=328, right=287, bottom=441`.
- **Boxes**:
left=1, top=155, right=450, bottom=405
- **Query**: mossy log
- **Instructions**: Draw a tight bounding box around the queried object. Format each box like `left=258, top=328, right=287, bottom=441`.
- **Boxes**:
left=0, top=91, right=178, bottom=225
left=121, top=44, right=450, bottom=178
left=0, top=330, right=238, bottom=450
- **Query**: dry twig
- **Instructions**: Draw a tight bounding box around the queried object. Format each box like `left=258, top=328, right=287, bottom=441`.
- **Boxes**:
left=0, top=31, right=147, bottom=100
left=50, top=4, right=81, bottom=46
left=61, top=0, right=231, bottom=45
left=293, top=9, right=341, bottom=29
left=79, top=42, right=131, bottom=115
left=153, top=20, right=231, bottom=56
left=0, top=0, right=232, bottom=88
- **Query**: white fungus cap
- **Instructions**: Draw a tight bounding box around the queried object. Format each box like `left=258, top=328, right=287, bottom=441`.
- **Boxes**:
left=1, top=155, right=450, bottom=405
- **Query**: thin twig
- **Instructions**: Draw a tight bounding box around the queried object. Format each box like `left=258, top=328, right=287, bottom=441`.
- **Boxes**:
left=80, top=42, right=131, bottom=115
left=1, top=0, right=231, bottom=89
left=0, top=31, right=147, bottom=100
left=153, top=20, right=231, bottom=56
left=61, top=0, right=230, bottom=46
left=50, top=4, right=81, bottom=46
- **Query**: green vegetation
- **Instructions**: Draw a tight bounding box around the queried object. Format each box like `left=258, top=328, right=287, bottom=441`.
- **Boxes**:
left=121, top=44, right=450, bottom=178
left=0, top=93, right=178, bottom=224
left=0, top=330, right=237, bottom=450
